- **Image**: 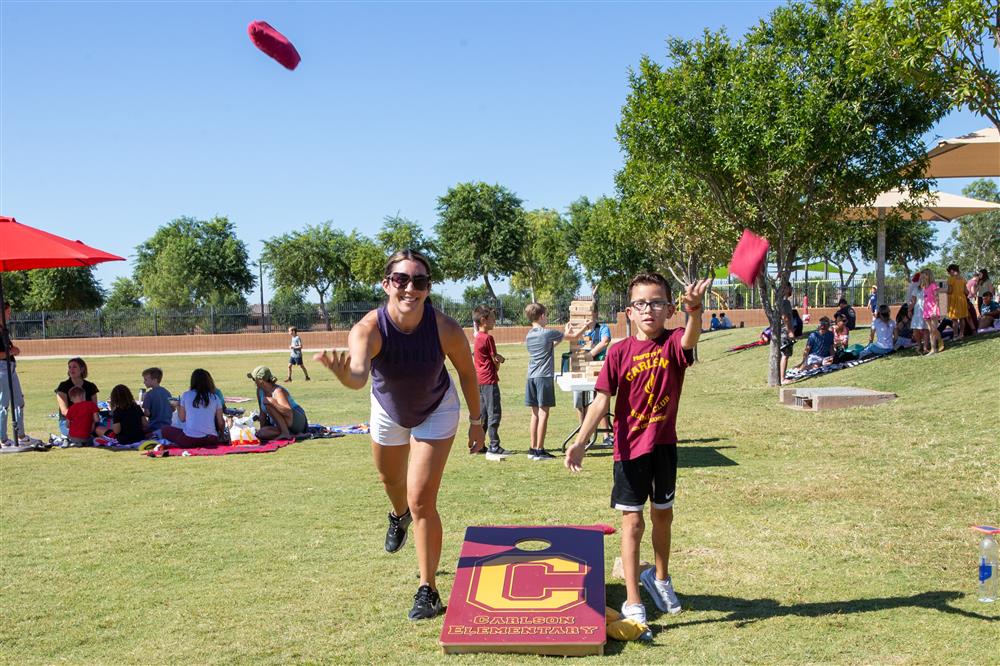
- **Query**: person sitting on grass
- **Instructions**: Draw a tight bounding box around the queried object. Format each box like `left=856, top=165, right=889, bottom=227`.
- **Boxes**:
left=831, top=314, right=855, bottom=363
left=709, top=313, right=721, bottom=330
left=895, top=304, right=913, bottom=349
left=834, top=298, right=857, bottom=331
left=978, top=291, right=999, bottom=330
left=566, top=271, right=712, bottom=628
left=719, top=313, right=733, bottom=329
left=64, top=385, right=99, bottom=447
left=161, top=369, right=224, bottom=447
left=795, top=316, right=834, bottom=371
left=54, top=357, right=99, bottom=438
left=249, top=365, right=308, bottom=441
left=141, top=367, right=173, bottom=436
left=861, top=304, right=897, bottom=357
left=96, top=384, right=147, bottom=445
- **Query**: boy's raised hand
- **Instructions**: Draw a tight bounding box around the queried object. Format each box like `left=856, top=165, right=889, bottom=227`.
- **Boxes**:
left=681, top=278, right=714, bottom=311
left=565, top=441, right=586, bottom=472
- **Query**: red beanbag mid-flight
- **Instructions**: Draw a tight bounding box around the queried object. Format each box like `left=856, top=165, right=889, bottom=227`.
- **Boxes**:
left=248, top=20, right=301, bottom=70
left=728, top=229, right=770, bottom=286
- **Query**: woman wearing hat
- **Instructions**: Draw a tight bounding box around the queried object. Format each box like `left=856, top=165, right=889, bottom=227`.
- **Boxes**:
left=249, top=366, right=308, bottom=441
left=315, top=249, right=484, bottom=621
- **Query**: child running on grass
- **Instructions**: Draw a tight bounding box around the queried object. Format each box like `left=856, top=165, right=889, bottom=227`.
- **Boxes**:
left=566, top=272, right=711, bottom=627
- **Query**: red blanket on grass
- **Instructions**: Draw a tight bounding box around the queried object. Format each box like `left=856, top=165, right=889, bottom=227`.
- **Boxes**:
left=144, top=439, right=295, bottom=458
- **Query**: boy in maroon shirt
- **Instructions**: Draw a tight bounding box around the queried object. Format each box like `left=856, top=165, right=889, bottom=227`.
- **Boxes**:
left=472, top=305, right=508, bottom=460
left=566, top=272, right=711, bottom=627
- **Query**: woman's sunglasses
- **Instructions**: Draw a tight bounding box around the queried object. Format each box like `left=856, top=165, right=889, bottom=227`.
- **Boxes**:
left=387, top=272, right=431, bottom=291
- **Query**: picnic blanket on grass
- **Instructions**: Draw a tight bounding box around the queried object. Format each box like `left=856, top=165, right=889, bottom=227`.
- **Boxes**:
left=325, top=423, right=369, bottom=435
left=145, top=438, right=295, bottom=458
left=782, top=352, right=886, bottom=384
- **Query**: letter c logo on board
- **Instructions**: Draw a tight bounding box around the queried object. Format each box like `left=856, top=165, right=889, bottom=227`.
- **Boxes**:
left=467, top=554, right=588, bottom=612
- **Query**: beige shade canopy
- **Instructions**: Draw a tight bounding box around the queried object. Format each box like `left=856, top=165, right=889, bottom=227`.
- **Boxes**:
left=924, top=127, right=1000, bottom=178
left=843, top=188, right=1000, bottom=308
left=844, top=188, right=1000, bottom=221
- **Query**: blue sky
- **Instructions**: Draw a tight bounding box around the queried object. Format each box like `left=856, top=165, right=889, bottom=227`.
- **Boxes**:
left=0, top=1, right=994, bottom=300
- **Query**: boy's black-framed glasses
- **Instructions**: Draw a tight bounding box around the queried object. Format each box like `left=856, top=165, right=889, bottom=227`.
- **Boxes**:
left=628, top=299, right=668, bottom=312
left=387, top=272, right=431, bottom=291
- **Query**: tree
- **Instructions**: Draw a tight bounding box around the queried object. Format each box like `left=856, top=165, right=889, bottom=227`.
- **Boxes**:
left=20, top=267, right=105, bottom=311
left=575, top=197, right=656, bottom=297
left=942, top=178, right=1000, bottom=276
left=510, top=209, right=580, bottom=303
left=850, top=0, right=999, bottom=129
left=435, top=182, right=527, bottom=300
left=617, top=156, right=738, bottom=287
left=134, top=216, right=254, bottom=309
left=104, top=276, right=143, bottom=310
left=618, top=1, right=949, bottom=385
left=269, top=286, right=314, bottom=330
left=262, top=222, right=354, bottom=331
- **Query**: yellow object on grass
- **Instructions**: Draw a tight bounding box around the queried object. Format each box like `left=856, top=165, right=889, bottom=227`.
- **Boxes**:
left=605, top=607, right=651, bottom=642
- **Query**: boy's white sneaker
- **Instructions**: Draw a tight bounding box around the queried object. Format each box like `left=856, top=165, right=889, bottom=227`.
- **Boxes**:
left=640, top=567, right=682, bottom=614
left=620, top=601, right=647, bottom=625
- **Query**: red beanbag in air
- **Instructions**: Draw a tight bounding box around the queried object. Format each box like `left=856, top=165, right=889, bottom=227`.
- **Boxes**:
left=248, top=20, right=301, bottom=70
left=728, top=229, right=769, bottom=286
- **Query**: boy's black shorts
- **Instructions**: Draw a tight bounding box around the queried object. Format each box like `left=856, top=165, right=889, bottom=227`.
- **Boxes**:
left=611, top=444, right=677, bottom=511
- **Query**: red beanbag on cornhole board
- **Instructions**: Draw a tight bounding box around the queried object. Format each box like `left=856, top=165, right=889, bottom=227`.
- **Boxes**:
left=248, top=20, right=301, bottom=70
left=728, top=229, right=769, bottom=286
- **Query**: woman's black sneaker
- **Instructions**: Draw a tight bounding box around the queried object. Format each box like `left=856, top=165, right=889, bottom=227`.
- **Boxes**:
left=385, top=509, right=412, bottom=553
left=408, top=584, right=444, bottom=620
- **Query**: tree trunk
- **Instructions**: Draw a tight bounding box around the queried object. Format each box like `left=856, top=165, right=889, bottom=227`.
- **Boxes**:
left=317, top=289, right=332, bottom=331
left=483, top=274, right=497, bottom=301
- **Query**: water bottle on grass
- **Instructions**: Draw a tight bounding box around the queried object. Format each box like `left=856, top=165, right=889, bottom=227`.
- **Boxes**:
left=973, top=526, right=999, bottom=602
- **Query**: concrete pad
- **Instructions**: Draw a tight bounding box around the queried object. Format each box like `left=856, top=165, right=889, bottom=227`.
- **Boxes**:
left=780, top=386, right=896, bottom=411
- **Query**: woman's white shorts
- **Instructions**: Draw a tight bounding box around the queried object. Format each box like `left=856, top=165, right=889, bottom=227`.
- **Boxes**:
left=370, top=378, right=460, bottom=446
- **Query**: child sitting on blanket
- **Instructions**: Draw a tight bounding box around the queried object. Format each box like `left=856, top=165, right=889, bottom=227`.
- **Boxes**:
left=64, top=386, right=99, bottom=446
left=97, top=384, right=147, bottom=445
left=862, top=304, right=896, bottom=357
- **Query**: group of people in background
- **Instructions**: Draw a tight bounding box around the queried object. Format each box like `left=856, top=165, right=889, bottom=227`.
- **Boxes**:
left=780, top=265, right=995, bottom=381
left=0, top=319, right=312, bottom=449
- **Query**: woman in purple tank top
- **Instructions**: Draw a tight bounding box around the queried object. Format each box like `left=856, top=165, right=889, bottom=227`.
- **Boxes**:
left=315, top=249, right=485, bottom=621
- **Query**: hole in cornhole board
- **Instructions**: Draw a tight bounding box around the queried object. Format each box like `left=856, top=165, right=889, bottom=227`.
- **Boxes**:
left=514, top=538, right=551, bottom=551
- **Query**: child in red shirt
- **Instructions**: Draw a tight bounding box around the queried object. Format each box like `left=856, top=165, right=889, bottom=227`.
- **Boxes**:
left=472, top=305, right=507, bottom=460
left=566, top=272, right=711, bottom=628
left=64, top=385, right=99, bottom=446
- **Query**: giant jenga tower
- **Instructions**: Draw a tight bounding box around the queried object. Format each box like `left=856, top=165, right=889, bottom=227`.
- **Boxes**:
left=567, top=299, right=605, bottom=379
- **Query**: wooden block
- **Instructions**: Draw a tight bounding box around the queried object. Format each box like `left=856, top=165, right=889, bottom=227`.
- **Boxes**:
left=440, top=526, right=606, bottom=656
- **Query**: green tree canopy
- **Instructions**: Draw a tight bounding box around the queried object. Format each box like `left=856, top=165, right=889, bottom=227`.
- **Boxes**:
left=510, top=209, right=581, bottom=304
left=262, top=222, right=356, bottom=330
left=943, top=179, right=1000, bottom=276
left=134, top=216, right=254, bottom=309
left=850, top=0, right=999, bottom=129
left=435, top=182, right=527, bottom=300
left=19, top=267, right=105, bottom=311
left=617, top=1, right=948, bottom=384
left=575, top=197, right=656, bottom=296
left=104, top=276, right=143, bottom=310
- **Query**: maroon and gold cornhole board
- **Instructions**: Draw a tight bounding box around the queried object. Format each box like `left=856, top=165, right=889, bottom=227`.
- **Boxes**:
left=440, top=526, right=606, bottom=656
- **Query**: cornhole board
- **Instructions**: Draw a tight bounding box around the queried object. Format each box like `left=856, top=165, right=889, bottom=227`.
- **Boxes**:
left=779, top=386, right=897, bottom=411
left=440, top=526, right=605, bottom=656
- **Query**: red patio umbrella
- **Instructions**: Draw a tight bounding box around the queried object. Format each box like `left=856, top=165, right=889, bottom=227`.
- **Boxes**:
left=0, top=216, right=125, bottom=443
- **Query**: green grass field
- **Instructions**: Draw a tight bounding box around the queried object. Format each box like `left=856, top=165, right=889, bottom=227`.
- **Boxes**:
left=2, top=329, right=998, bottom=664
